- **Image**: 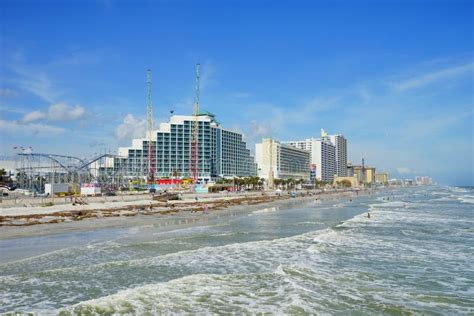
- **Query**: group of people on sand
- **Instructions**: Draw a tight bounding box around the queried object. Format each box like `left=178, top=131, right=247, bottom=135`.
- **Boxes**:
left=72, top=196, right=87, bottom=206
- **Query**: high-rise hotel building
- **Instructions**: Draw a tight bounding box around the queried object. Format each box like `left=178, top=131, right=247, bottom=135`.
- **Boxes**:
left=111, top=112, right=257, bottom=181
left=329, top=134, right=348, bottom=177
left=284, top=137, right=336, bottom=182
left=255, top=138, right=311, bottom=181
left=284, top=130, right=346, bottom=182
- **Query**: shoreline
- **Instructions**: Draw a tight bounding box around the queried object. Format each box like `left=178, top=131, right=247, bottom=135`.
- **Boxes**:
left=0, top=189, right=376, bottom=240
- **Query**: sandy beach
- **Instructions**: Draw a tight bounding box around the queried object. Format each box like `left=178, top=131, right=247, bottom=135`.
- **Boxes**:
left=2, top=186, right=470, bottom=314
left=0, top=189, right=367, bottom=239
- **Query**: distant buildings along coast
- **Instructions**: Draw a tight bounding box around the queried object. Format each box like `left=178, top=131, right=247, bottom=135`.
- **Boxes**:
left=257, top=129, right=347, bottom=183
left=2, top=65, right=434, bottom=192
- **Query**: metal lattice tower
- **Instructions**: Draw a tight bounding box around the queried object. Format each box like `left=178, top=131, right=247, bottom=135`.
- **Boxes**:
left=190, top=63, right=200, bottom=183
left=146, top=69, right=155, bottom=183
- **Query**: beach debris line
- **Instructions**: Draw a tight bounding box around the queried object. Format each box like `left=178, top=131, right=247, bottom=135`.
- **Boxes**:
left=0, top=194, right=291, bottom=227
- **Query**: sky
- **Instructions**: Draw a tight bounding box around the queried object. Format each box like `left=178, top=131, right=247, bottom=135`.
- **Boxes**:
left=0, top=0, right=473, bottom=185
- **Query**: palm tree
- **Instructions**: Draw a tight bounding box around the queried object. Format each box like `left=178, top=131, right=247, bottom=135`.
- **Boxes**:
left=274, top=178, right=281, bottom=189
left=299, top=178, right=305, bottom=188
left=251, top=176, right=259, bottom=190
left=243, top=177, right=251, bottom=190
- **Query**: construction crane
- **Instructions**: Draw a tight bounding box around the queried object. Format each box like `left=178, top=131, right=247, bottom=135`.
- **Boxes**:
left=146, top=69, right=155, bottom=185
left=190, top=63, right=200, bottom=183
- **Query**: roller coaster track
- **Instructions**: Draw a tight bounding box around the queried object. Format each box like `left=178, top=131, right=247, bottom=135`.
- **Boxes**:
left=76, top=154, right=117, bottom=170
left=17, top=153, right=83, bottom=172
left=17, top=153, right=120, bottom=173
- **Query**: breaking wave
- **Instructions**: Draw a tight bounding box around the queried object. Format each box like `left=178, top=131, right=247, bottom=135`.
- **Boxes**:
left=2, top=186, right=473, bottom=314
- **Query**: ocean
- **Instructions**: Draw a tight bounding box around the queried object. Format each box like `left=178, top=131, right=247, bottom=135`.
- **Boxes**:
left=0, top=186, right=473, bottom=314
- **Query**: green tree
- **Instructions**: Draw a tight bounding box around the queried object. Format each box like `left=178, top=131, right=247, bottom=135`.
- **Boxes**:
left=274, top=178, right=282, bottom=188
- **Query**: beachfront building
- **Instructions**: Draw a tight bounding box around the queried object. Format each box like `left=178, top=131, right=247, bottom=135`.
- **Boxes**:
left=255, top=138, right=311, bottom=182
left=415, top=176, right=433, bottom=185
left=333, top=176, right=360, bottom=188
left=329, top=134, right=347, bottom=177
left=375, top=172, right=389, bottom=184
left=312, top=137, right=336, bottom=182
left=364, top=167, right=376, bottom=184
left=284, top=132, right=336, bottom=182
left=349, top=164, right=376, bottom=184
left=111, top=112, right=257, bottom=182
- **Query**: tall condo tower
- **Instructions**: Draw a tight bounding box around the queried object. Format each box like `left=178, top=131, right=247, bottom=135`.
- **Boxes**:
left=190, top=63, right=200, bottom=183
left=146, top=69, right=155, bottom=183
left=329, top=134, right=348, bottom=177
left=362, top=157, right=365, bottom=183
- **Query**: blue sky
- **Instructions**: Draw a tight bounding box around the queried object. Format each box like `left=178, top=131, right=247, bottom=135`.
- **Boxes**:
left=0, top=0, right=473, bottom=185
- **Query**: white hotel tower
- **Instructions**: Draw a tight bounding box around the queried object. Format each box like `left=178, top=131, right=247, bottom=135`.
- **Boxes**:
left=283, top=129, right=347, bottom=182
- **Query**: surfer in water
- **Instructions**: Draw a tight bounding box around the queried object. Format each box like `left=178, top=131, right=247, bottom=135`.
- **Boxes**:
left=367, top=212, right=371, bottom=219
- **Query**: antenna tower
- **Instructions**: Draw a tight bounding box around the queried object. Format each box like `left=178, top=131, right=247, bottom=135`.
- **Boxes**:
left=190, top=63, right=200, bottom=183
left=146, top=69, right=155, bottom=184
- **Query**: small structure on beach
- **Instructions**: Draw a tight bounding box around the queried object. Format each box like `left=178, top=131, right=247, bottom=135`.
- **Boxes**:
left=333, top=176, right=360, bottom=188
left=80, top=183, right=101, bottom=196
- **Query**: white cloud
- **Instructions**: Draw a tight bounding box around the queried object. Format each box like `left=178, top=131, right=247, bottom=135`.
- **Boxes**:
left=0, top=119, right=65, bottom=136
left=7, top=51, right=101, bottom=104
left=0, top=104, right=27, bottom=114
left=399, top=109, right=473, bottom=138
left=48, top=51, right=103, bottom=68
left=22, top=110, right=46, bottom=122
left=47, top=102, right=85, bottom=121
left=115, top=114, right=146, bottom=141
left=240, top=96, right=341, bottom=139
left=245, top=120, right=275, bottom=146
left=300, top=96, right=341, bottom=115
left=249, top=120, right=274, bottom=138
left=21, top=102, right=86, bottom=122
left=392, top=62, right=474, bottom=92
left=12, top=67, right=59, bottom=103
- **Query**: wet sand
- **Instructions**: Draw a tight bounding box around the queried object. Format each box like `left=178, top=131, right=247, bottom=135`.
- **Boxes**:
left=0, top=189, right=371, bottom=240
